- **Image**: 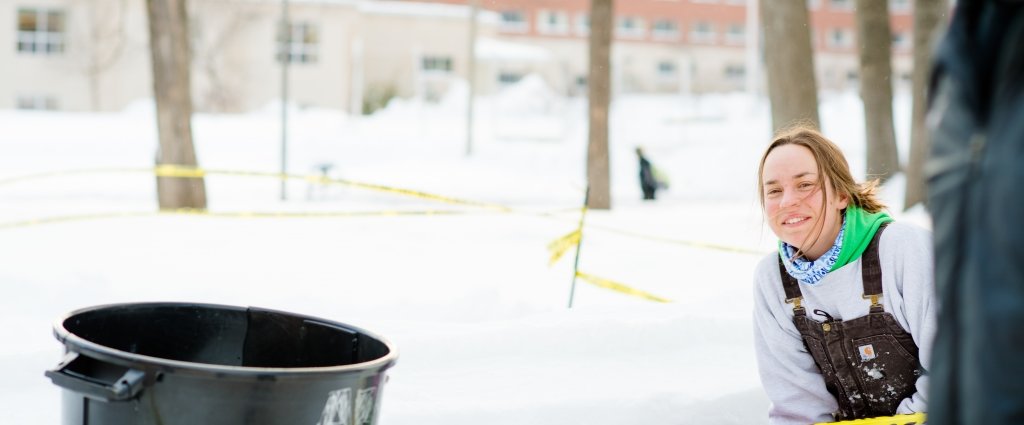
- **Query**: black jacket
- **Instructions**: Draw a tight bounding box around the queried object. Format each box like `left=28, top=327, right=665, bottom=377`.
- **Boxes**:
left=927, top=1, right=1024, bottom=423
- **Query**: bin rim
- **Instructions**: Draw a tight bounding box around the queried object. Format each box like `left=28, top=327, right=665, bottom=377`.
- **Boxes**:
left=53, top=301, right=399, bottom=379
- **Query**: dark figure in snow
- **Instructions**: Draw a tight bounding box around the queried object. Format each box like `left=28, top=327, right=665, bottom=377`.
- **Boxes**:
left=926, top=2, right=1024, bottom=424
left=753, top=127, right=936, bottom=424
left=636, top=147, right=657, bottom=200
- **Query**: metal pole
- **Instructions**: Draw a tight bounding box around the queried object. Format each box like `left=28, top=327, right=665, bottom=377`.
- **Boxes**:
left=567, top=186, right=590, bottom=308
left=466, top=0, right=479, bottom=156
left=280, top=0, right=290, bottom=201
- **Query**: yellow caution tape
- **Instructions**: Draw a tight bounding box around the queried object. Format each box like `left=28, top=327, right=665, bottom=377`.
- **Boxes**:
left=585, top=222, right=767, bottom=256
left=172, top=209, right=469, bottom=219
left=547, top=229, right=581, bottom=266
left=816, top=413, right=926, bottom=425
left=0, top=212, right=155, bottom=230
left=0, top=166, right=765, bottom=256
left=0, top=165, right=512, bottom=211
left=527, top=209, right=766, bottom=256
left=0, top=209, right=472, bottom=230
left=153, top=165, right=513, bottom=211
left=575, top=271, right=672, bottom=303
left=154, top=164, right=206, bottom=178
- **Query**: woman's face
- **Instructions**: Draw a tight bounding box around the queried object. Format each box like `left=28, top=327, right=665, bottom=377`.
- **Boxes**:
left=762, top=144, right=848, bottom=260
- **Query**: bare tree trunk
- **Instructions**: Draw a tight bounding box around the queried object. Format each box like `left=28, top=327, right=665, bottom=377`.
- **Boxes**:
left=761, top=0, right=819, bottom=132
left=586, top=0, right=613, bottom=210
left=147, top=0, right=206, bottom=209
left=904, top=0, right=948, bottom=209
left=855, top=0, right=900, bottom=184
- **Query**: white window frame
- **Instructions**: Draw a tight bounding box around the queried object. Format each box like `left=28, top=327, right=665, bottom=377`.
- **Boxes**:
left=889, top=0, right=911, bottom=14
left=276, top=21, right=319, bottom=64
left=575, top=13, right=590, bottom=36
left=891, top=30, right=911, bottom=51
left=690, top=21, right=716, bottom=44
left=616, top=16, right=646, bottom=39
left=536, top=9, right=569, bottom=35
left=16, top=94, right=58, bottom=110
left=500, top=10, right=528, bottom=33
left=17, top=8, right=65, bottom=55
left=421, top=55, right=453, bottom=75
left=829, top=0, right=854, bottom=11
left=724, top=23, right=745, bottom=45
left=656, top=60, right=677, bottom=81
left=651, top=19, right=680, bottom=41
left=827, top=28, right=854, bottom=49
left=497, top=71, right=524, bottom=86
left=724, top=64, right=745, bottom=82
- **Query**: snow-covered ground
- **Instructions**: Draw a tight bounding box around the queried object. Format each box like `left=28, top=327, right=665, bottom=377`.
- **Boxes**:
left=0, top=79, right=927, bottom=424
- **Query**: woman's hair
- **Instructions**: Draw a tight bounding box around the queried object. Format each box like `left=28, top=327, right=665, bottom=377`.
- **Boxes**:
left=757, top=125, right=887, bottom=213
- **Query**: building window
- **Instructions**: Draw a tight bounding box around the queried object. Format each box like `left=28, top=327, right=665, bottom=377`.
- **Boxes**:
left=724, top=64, right=745, bottom=81
left=725, top=23, right=745, bottom=45
left=276, top=22, right=318, bottom=64
left=829, top=0, right=854, bottom=10
left=500, top=10, right=528, bottom=33
left=575, top=13, right=590, bottom=36
left=651, top=19, right=680, bottom=41
left=891, top=31, right=911, bottom=50
left=16, top=94, right=58, bottom=110
left=827, top=28, right=854, bottom=49
left=17, top=8, right=65, bottom=55
left=421, top=56, right=453, bottom=74
left=690, top=21, right=716, bottom=44
left=616, top=16, right=645, bottom=39
left=890, top=0, right=911, bottom=13
left=498, top=71, right=523, bottom=86
left=807, top=0, right=821, bottom=9
left=657, top=61, right=677, bottom=79
left=537, top=9, right=569, bottom=35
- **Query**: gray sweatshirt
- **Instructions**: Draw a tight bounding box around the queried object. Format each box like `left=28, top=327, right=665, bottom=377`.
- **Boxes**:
left=752, top=221, right=937, bottom=425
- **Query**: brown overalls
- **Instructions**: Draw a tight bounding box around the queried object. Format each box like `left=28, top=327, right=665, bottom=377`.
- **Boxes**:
left=778, top=224, right=924, bottom=421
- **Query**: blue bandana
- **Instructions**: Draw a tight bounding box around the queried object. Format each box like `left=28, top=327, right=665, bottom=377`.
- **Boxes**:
left=779, top=215, right=846, bottom=286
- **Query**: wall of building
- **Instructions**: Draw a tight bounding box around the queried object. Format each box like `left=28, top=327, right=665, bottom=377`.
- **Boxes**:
left=3, top=0, right=152, bottom=111
left=194, top=1, right=362, bottom=112
left=0, top=0, right=920, bottom=113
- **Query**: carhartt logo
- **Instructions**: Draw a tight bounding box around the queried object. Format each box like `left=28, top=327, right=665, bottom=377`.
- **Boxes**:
left=858, top=344, right=876, bottom=361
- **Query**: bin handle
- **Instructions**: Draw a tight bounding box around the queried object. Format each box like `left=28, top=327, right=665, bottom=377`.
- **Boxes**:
left=45, top=352, right=146, bottom=402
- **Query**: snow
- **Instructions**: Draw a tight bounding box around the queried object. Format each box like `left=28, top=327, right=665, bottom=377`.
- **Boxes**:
left=0, top=78, right=925, bottom=424
left=476, top=37, right=552, bottom=62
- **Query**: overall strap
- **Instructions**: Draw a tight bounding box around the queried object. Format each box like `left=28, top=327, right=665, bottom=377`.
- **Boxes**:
left=861, top=222, right=890, bottom=313
left=778, top=255, right=806, bottom=316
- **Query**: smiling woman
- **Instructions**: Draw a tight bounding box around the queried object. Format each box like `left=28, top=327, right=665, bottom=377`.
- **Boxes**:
left=751, top=127, right=937, bottom=424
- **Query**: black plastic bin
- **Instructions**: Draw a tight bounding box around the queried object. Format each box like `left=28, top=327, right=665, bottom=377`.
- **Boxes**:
left=46, top=302, right=398, bottom=425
